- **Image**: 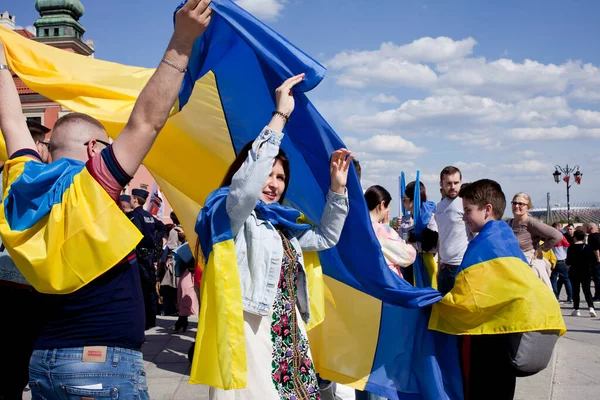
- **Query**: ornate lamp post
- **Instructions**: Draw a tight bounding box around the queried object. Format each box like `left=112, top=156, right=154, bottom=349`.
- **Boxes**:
left=553, top=165, right=582, bottom=224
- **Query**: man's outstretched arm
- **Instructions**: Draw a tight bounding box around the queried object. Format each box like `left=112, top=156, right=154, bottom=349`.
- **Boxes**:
left=0, top=43, right=37, bottom=158
left=112, top=0, right=212, bottom=177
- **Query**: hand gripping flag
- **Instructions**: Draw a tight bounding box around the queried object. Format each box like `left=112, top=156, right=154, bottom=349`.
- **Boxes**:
left=0, top=1, right=465, bottom=397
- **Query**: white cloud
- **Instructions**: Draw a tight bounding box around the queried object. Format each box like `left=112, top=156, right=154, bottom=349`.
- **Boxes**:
left=509, top=125, right=600, bottom=140
left=435, top=58, right=579, bottom=101
left=328, top=37, right=476, bottom=68
left=328, top=36, right=600, bottom=103
left=574, top=109, right=600, bottom=127
left=569, top=87, right=600, bottom=102
left=372, top=94, right=400, bottom=104
left=342, top=94, right=583, bottom=142
left=513, top=96, right=572, bottom=126
left=362, top=159, right=415, bottom=170
left=500, top=160, right=553, bottom=174
left=346, top=135, right=425, bottom=157
left=518, top=150, right=540, bottom=158
left=335, top=61, right=437, bottom=89
left=327, top=37, right=476, bottom=89
left=447, top=132, right=501, bottom=148
left=345, top=95, right=513, bottom=132
left=235, top=0, right=285, bottom=21
left=454, top=161, right=488, bottom=172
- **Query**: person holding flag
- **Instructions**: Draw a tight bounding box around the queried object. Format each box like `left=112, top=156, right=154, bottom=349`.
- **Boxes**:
left=196, top=74, right=352, bottom=400
left=0, top=0, right=213, bottom=396
left=429, top=180, right=566, bottom=400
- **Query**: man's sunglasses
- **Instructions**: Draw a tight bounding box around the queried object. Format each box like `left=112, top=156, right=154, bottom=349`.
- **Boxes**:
left=84, top=139, right=111, bottom=147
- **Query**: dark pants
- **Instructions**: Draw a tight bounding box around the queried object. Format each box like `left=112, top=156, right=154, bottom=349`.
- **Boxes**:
left=438, top=264, right=460, bottom=295
left=570, top=273, right=594, bottom=310
left=355, top=390, right=386, bottom=400
left=160, top=285, right=178, bottom=316
left=0, top=284, right=42, bottom=399
left=463, top=335, right=516, bottom=400
left=551, top=261, right=572, bottom=300
left=402, top=264, right=414, bottom=286
left=593, top=263, right=600, bottom=299
left=137, top=253, right=158, bottom=330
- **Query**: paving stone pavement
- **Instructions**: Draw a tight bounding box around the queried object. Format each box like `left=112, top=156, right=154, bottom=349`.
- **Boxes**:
left=22, top=290, right=600, bottom=399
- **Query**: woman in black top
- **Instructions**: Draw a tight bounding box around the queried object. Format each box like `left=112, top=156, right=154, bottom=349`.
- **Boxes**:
left=566, top=230, right=597, bottom=317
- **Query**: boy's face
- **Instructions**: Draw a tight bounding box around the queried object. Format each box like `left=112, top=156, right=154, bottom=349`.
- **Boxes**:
left=463, top=199, right=491, bottom=233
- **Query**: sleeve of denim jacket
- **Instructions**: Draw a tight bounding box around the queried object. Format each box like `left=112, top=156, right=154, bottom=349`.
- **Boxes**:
left=293, top=189, right=349, bottom=252
left=226, top=127, right=284, bottom=235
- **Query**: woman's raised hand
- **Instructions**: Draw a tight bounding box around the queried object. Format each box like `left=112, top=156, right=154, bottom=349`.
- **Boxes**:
left=268, top=73, right=305, bottom=132
left=275, top=73, right=304, bottom=117
left=330, top=149, right=354, bottom=194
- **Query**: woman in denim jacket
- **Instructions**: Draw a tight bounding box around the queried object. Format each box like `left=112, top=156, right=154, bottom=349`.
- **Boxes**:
left=208, top=74, right=352, bottom=400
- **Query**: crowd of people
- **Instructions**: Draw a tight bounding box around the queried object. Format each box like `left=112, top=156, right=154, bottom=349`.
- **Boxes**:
left=0, top=1, right=589, bottom=399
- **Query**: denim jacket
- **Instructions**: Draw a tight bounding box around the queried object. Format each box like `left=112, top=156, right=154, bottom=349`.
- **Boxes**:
left=227, top=127, right=349, bottom=322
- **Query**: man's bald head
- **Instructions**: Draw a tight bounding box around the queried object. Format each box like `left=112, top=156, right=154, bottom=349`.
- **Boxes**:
left=49, top=113, right=109, bottom=162
left=586, top=222, right=599, bottom=234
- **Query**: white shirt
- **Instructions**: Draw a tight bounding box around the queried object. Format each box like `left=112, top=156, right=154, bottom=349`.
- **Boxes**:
left=435, top=197, right=470, bottom=265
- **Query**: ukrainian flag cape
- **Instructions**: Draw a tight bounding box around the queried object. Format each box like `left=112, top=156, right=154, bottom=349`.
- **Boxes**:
left=0, top=154, right=142, bottom=294
left=429, top=220, right=567, bottom=336
left=0, top=0, right=464, bottom=397
left=193, top=186, right=314, bottom=388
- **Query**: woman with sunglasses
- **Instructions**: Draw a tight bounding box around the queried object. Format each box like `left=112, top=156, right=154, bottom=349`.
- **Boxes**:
left=508, top=192, right=562, bottom=288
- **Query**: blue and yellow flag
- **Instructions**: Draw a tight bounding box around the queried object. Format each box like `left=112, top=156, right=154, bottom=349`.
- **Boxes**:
left=429, top=220, right=566, bottom=336
left=0, top=1, right=462, bottom=397
left=0, top=152, right=142, bottom=294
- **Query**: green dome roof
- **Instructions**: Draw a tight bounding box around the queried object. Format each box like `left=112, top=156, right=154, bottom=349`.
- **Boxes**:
left=35, top=0, right=85, bottom=19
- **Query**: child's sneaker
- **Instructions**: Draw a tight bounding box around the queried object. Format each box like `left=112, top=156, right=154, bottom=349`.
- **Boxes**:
left=571, top=309, right=581, bottom=316
left=590, top=308, right=597, bottom=318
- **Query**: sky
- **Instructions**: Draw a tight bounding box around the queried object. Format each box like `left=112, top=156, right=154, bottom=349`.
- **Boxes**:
left=7, top=0, right=600, bottom=216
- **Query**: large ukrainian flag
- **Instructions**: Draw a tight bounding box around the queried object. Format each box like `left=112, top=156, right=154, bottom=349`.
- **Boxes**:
left=0, top=0, right=462, bottom=398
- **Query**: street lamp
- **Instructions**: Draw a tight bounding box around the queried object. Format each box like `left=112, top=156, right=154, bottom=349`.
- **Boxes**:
left=552, top=164, right=582, bottom=224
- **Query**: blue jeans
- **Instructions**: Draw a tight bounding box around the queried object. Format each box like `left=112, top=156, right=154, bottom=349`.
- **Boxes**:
left=551, top=261, right=573, bottom=300
left=438, top=264, right=460, bottom=295
left=29, top=347, right=149, bottom=399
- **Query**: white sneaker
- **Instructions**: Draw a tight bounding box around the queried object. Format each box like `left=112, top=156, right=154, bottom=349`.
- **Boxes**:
left=571, top=309, right=581, bottom=316
left=590, top=308, right=597, bottom=318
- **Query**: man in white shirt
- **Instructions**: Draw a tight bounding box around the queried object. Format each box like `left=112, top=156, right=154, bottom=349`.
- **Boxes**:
left=435, top=166, right=470, bottom=294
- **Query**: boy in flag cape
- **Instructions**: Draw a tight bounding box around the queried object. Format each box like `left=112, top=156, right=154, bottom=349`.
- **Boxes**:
left=429, top=179, right=566, bottom=400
